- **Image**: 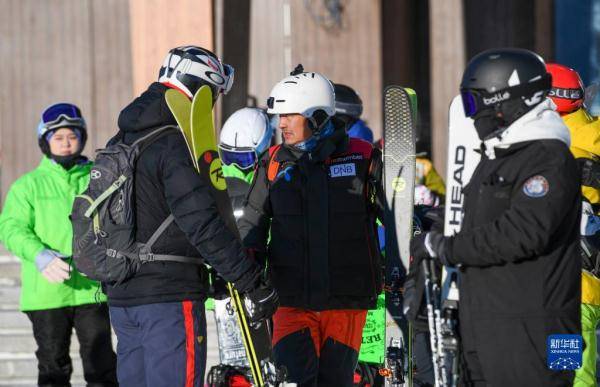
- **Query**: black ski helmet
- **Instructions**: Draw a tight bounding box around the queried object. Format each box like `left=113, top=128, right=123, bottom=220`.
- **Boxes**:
left=333, top=83, right=363, bottom=119
left=460, top=48, right=551, bottom=125
left=158, top=45, right=234, bottom=103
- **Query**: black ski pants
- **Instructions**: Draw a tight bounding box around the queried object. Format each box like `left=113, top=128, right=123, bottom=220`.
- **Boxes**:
left=25, top=303, right=117, bottom=387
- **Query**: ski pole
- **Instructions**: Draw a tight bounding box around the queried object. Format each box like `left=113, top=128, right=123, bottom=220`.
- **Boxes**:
left=421, top=259, right=442, bottom=387
left=430, top=260, right=448, bottom=387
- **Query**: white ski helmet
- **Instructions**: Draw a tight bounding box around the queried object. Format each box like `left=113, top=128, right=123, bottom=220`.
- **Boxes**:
left=219, top=108, right=274, bottom=169
left=266, top=70, right=335, bottom=131
left=158, top=45, right=234, bottom=100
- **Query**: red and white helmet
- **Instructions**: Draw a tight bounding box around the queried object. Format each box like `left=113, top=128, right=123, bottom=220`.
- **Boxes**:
left=158, top=46, right=234, bottom=101
left=546, top=63, right=585, bottom=114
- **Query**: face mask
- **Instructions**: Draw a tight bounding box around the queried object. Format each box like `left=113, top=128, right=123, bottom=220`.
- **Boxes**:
left=51, top=153, right=83, bottom=170
left=473, top=109, right=505, bottom=141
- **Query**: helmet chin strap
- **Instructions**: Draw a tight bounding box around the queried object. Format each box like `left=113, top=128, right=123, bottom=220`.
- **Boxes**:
left=308, top=110, right=331, bottom=134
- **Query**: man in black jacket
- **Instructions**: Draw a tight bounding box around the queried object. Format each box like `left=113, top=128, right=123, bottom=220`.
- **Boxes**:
left=238, top=68, right=383, bottom=386
left=411, top=48, right=581, bottom=386
left=106, top=46, right=278, bottom=387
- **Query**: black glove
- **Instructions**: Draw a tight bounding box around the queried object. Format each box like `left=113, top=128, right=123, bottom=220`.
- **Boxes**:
left=243, top=277, right=279, bottom=324
left=410, top=231, right=452, bottom=267
left=423, top=206, right=445, bottom=233
left=207, top=269, right=230, bottom=300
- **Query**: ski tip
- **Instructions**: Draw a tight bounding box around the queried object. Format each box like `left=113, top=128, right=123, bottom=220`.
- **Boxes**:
left=195, top=85, right=214, bottom=104
left=165, top=88, right=191, bottom=105
left=404, top=88, right=416, bottom=96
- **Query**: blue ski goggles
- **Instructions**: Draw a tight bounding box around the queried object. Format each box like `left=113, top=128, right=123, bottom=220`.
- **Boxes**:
left=38, top=103, right=86, bottom=137
left=218, top=146, right=257, bottom=170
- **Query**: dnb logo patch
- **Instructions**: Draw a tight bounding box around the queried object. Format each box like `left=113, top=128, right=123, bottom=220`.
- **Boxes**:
left=330, top=163, right=356, bottom=178
left=547, top=334, right=582, bottom=370
left=523, top=175, right=549, bottom=198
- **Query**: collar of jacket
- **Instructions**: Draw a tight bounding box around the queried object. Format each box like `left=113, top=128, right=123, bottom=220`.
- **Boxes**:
left=482, top=98, right=571, bottom=160
left=38, top=156, right=90, bottom=178
left=117, top=82, right=177, bottom=134
left=563, top=108, right=600, bottom=157
left=278, top=120, right=349, bottom=164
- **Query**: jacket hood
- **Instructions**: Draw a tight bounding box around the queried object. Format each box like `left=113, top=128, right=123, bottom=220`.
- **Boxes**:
left=563, top=108, right=600, bottom=157
left=482, top=98, right=571, bottom=159
left=118, top=82, right=177, bottom=133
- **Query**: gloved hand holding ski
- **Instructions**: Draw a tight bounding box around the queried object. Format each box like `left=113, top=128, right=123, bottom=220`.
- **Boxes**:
left=410, top=231, right=451, bottom=267
left=244, top=277, right=279, bottom=325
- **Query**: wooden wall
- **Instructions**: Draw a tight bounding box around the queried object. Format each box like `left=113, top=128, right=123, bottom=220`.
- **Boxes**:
left=128, top=0, right=213, bottom=97
left=0, top=0, right=212, bottom=204
left=429, top=0, right=466, bottom=177
left=248, top=0, right=383, bottom=139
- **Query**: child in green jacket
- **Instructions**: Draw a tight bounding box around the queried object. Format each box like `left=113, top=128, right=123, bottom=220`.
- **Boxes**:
left=0, top=103, right=117, bottom=386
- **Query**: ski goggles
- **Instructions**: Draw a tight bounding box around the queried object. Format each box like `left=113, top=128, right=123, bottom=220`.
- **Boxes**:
left=460, top=74, right=552, bottom=117
left=548, top=87, right=583, bottom=101
left=38, top=103, right=86, bottom=137
left=218, top=145, right=257, bottom=170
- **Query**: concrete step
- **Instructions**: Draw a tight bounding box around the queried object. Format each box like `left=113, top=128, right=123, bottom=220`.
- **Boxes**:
left=0, top=352, right=83, bottom=379
left=0, top=379, right=85, bottom=387
left=0, top=285, right=21, bottom=305
left=0, top=329, right=36, bottom=353
left=0, top=306, right=30, bottom=330
left=0, top=255, right=20, bottom=280
left=0, top=328, right=118, bottom=354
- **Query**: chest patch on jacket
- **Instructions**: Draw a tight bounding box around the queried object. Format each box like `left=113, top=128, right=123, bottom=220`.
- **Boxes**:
left=523, top=175, right=549, bottom=198
left=330, top=163, right=356, bottom=177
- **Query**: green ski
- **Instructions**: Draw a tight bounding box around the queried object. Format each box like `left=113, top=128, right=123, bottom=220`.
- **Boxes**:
left=381, top=86, right=417, bottom=386
left=167, top=86, right=283, bottom=386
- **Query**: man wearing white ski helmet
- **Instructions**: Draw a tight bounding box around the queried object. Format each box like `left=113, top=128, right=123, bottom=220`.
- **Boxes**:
left=106, top=46, right=274, bottom=386
left=240, top=65, right=384, bottom=386
left=266, top=64, right=336, bottom=149
left=158, top=45, right=234, bottom=103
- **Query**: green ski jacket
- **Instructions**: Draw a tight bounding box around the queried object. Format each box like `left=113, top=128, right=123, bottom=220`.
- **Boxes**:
left=0, top=157, right=106, bottom=311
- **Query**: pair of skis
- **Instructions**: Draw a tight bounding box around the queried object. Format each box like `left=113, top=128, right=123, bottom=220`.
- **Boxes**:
left=381, top=86, right=417, bottom=386
left=422, top=95, right=480, bottom=387
left=381, top=90, right=479, bottom=387
left=165, top=87, right=284, bottom=387
left=433, top=95, right=481, bottom=387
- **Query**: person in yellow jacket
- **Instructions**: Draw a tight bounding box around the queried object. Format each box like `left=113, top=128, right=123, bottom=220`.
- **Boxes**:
left=416, top=156, right=446, bottom=198
left=548, top=63, right=600, bottom=386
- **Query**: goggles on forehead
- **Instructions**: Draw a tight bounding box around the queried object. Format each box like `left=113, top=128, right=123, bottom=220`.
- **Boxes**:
left=38, top=103, right=86, bottom=137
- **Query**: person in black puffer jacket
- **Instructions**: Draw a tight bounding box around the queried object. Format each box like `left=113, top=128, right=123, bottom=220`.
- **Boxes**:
left=105, top=46, right=278, bottom=387
left=411, top=48, right=581, bottom=386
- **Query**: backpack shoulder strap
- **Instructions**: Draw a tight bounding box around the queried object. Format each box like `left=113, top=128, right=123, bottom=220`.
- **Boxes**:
left=133, top=125, right=179, bottom=155
left=267, top=144, right=282, bottom=182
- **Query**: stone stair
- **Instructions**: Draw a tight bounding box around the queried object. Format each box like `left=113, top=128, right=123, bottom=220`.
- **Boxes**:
left=0, top=246, right=220, bottom=386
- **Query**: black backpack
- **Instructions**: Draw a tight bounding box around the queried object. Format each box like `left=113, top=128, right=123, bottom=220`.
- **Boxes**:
left=71, top=125, right=200, bottom=284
